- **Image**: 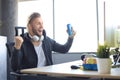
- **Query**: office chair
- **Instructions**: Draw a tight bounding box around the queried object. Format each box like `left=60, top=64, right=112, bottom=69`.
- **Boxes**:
left=6, top=26, right=28, bottom=80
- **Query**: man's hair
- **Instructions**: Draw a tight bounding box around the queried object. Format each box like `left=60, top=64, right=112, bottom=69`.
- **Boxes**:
left=27, top=12, right=41, bottom=25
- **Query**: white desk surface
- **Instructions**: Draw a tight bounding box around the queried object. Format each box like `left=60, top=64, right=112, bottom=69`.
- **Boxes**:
left=21, top=60, right=120, bottom=79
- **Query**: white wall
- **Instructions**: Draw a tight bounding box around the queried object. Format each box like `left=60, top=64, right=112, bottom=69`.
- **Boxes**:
left=0, top=36, right=7, bottom=80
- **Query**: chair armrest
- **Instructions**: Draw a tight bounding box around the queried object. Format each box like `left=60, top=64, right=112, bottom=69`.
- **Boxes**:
left=10, top=72, right=29, bottom=77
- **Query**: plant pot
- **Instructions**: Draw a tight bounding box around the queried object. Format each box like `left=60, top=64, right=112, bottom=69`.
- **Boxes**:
left=96, top=58, right=111, bottom=74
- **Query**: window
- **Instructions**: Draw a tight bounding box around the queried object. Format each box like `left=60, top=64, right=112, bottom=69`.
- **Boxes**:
left=18, top=0, right=98, bottom=52
left=98, top=0, right=120, bottom=47
left=54, top=0, right=98, bottom=52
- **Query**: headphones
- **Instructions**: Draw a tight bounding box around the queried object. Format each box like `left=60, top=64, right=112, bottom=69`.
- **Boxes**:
left=30, top=35, right=44, bottom=42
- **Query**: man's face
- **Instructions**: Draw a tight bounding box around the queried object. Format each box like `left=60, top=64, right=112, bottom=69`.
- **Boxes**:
left=29, top=17, right=44, bottom=37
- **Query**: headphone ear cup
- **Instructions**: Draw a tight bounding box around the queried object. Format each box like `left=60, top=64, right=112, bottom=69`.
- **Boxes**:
left=32, top=35, right=40, bottom=41
left=32, top=35, right=44, bottom=41
left=40, top=35, right=44, bottom=41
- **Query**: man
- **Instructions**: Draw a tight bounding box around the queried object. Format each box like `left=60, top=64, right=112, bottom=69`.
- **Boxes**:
left=11, top=12, right=76, bottom=72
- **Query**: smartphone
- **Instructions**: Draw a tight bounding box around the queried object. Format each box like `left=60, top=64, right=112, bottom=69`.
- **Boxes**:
left=67, top=24, right=72, bottom=36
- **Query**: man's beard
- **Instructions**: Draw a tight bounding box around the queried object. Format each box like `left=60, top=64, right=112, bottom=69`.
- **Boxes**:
left=32, top=27, right=41, bottom=37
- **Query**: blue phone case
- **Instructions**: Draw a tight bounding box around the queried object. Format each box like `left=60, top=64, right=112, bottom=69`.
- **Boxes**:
left=67, top=24, right=72, bottom=36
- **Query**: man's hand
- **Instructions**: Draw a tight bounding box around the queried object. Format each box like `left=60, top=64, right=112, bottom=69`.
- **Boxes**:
left=14, top=36, right=23, bottom=50
left=69, top=27, right=76, bottom=38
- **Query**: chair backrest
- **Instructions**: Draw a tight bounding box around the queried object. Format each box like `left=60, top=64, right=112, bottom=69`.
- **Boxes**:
left=6, top=27, right=26, bottom=80
left=6, top=42, right=15, bottom=57
left=15, top=27, right=26, bottom=36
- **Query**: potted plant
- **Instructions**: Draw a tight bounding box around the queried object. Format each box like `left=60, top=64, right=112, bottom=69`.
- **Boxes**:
left=97, top=43, right=110, bottom=58
left=96, top=42, right=112, bottom=74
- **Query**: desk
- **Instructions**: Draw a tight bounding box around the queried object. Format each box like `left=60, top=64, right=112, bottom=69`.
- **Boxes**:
left=21, top=60, right=120, bottom=79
